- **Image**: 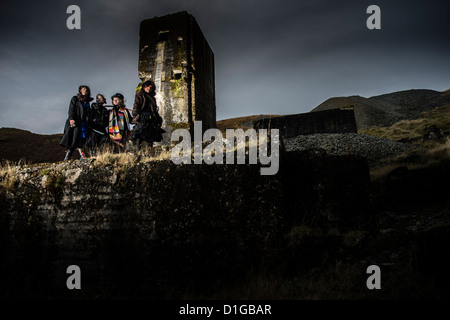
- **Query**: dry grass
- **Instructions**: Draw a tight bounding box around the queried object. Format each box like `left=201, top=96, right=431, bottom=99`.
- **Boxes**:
left=93, top=152, right=140, bottom=167
left=0, top=159, right=28, bottom=193
left=366, top=104, right=450, bottom=181
left=92, top=143, right=170, bottom=164
left=152, top=151, right=172, bottom=161
left=370, top=137, right=450, bottom=181
left=360, top=105, right=450, bottom=141
left=41, top=169, right=65, bottom=195
left=170, top=131, right=275, bottom=162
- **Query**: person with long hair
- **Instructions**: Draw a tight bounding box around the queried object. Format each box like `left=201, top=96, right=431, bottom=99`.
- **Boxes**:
left=60, top=85, right=93, bottom=160
left=131, top=80, right=165, bottom=152
left=108, top=93, right=132, bottom=152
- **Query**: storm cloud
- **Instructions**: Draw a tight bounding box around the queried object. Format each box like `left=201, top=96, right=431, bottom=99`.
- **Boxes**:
left=0, top=0, right=449, bottom=134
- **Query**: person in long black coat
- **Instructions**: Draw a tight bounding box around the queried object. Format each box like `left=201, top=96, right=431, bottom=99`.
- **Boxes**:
left=60, top=85, right=93, bottom=160
left=131, top=80, right=165, bottom=151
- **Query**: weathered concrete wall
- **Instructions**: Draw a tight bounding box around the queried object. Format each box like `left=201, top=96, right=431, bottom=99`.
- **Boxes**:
left=0, top=151, right=371, bottom=298
left=139, top=11, right=216, bottom=142
left=253, top=109, right=357, bottom=138
left=189, top=14, right=216, bottom=131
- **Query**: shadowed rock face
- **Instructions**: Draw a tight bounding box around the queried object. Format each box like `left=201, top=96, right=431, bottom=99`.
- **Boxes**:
left=0, top=151, right=371, bottom=298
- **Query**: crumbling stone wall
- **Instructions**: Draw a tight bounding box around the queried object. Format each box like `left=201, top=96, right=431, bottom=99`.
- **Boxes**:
left=0, top=151, right=371, bottom=298
left=253, top=109, right=358, bottom=138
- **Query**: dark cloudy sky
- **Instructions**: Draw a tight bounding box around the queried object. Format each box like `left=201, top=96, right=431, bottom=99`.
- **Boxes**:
left=0, top=0, right=449, bottom=134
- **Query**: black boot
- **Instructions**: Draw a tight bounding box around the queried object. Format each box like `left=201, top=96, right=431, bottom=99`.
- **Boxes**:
left=64, top=149, right=73, bottom=161
left=136, top=138, right=141, bottom=151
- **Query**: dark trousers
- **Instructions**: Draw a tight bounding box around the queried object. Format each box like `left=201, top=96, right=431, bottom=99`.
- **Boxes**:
left=136, top=138, right=153, bottom=151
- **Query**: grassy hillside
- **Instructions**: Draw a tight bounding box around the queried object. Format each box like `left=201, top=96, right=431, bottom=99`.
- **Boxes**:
left=0, top=128, right=65, bottom=163
left=359, top=104, right=450, bottom=183
left=312, top=89, right=450, bottom=129
left=359, top=105, right=450, bottom=141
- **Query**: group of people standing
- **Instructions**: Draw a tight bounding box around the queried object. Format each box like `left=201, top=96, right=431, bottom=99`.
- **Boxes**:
left=59, top=81, right=165, bottom=160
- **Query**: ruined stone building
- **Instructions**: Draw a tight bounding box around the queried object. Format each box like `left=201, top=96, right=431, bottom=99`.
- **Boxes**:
left=138, top=11, right=216, bottom=139
left=253, top=108, right=358, bottom=138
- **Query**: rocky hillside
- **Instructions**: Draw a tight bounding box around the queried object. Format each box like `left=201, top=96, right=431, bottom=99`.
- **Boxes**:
left=311, top=89, right=450, bottom=129
left=283, top=133, right=416, bottom=166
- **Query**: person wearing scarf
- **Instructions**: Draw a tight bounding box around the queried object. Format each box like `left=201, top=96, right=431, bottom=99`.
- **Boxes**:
left=60, top=85, right=93, bottom=160
left=108, top=93, right=132, bottom=152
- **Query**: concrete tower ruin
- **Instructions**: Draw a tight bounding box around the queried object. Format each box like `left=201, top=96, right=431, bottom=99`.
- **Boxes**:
left=138, top=11, right=216, bottom=140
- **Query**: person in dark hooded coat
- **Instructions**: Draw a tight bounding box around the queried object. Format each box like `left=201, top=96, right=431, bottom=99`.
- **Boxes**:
left=131, top=80, right=165, bottom=151
left=85, top=93, right=110, bottom=155
left=60, top=85, right=93, bottom=160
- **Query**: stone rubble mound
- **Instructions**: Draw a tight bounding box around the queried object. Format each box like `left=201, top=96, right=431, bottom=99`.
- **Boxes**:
left=283, top=133, right=415, bottom=165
